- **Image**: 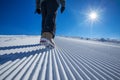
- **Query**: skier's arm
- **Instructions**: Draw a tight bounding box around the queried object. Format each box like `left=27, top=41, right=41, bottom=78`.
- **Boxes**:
left=60, top=0, right=65, bottom=7
left=36, top=0, right=41, bottom=9
left=60, top=0, right=66, bottom=13
left=35, top=0, right=41, bottom=14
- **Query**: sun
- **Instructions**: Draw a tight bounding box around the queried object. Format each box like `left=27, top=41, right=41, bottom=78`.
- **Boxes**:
left=86, top=9, right=100, bottom=25
left=81, top=6, right=103, bottom=26
left=80, top=6, right=103, bottom=35
left=89, top=11, right=98, bottom=20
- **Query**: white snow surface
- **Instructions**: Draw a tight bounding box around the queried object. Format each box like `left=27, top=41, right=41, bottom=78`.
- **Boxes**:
left=0, top=35, right=120, bottom=80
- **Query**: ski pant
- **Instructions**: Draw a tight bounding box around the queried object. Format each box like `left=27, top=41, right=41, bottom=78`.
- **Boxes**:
left=41, top=1, right=59, bottom=38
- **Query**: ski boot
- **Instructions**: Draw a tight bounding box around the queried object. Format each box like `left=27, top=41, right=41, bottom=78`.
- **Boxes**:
left=40, top=32, right=55, bottom=48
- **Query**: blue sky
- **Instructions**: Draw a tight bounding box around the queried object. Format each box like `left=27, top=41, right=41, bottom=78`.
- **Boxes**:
left=0, top=0, right=120, bottom=39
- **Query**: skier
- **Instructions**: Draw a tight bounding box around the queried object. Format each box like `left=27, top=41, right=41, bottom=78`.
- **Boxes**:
left=35, top=0, right=66, bottom=48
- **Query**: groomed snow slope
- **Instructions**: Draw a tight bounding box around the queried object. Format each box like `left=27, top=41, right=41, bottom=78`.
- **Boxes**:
left=0, top=36, right=120, bottom=80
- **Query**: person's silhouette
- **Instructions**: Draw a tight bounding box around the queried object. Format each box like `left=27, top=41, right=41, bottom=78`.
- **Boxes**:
left=35, top=0, right=66, bottom=48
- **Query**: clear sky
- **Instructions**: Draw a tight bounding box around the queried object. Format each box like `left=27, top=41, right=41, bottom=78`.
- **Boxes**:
left=0, top=0, right=120, bottom=39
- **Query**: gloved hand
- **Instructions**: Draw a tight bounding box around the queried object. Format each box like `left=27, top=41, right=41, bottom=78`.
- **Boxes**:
left=35, top=8, right=41, bottom=14
left=61, top=7, right=65, bottom=13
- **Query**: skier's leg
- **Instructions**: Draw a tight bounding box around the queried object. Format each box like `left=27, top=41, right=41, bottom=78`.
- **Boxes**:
left=40, top=1, right=58, bottom=48
left=40, top=2, right=48, bottom=45
left=40, top=12, right=57, bottom=47
left=44, top=1, right=59, bottom=38
left=41, top=1, right=47, bottom=37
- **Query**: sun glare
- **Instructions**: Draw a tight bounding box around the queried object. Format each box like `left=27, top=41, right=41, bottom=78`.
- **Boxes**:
left=89, top=11, right=98, bottom=20
left=81, top=6, right=104, bottom=26
left=86, top=9, right=100, bottom=25
left=81, top=6, right=104, bottom=35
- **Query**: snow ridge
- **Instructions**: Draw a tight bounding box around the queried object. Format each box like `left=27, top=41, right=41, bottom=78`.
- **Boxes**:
left=0, top=36, right=120, bottom=80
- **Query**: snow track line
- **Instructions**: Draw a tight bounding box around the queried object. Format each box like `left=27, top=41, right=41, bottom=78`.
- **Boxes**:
left=70, top=47, right=120, bottom=79
left=82, top=53, right=120, bottom=73
left=60, top=47, right=97, bottom=80
left=0, top=44, right=40, bottom=50
left=0, top=61, right=11, bottom=70
left=72, top=45, right=120, bottom=72
left=54, top=48, right=68, bottom=80
left=0, top=59, right=20, bottom=75
left=63, top=47, right=113, bottom=80
left=0, top=45, right=41, bottom=55
left=57, top=47, right=76, bottom=80
left=0, top=56, right=29, bottom=80
left=38, top=51, right=48, bottom=80
left=59, top=47, right=85, bottom=80
left=13, top=54, right=38, bottom=80
left=6, top=54, right=37, bottom=80
left=49, top=50, right=53, bottom=80
left=80, top=55, right=120, bottom=80
left=31, top=52, right=46, bottom=80
left=0, top=36, right=120, bottom=80
left=75, top=55, right=114, bottom=80
left=52, top=49, right=60, bottom=80
left=45, top=50, right=53, bottom=80
left=62, top=47, right=100, bottom=80
left=22, top=53, right=41, bottom=80
left=55, top=49, right=68, bottom=80
left=65, top=42, right=120, bottom=70
left=68, top=44, right=120, bottom=80
left=57, top=38, right=120, bottom=80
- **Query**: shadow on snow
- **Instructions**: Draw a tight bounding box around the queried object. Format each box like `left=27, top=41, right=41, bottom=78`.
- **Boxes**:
left=0, top=44, right=52, bottom=65
left=0, top=44, right=40, bottom=50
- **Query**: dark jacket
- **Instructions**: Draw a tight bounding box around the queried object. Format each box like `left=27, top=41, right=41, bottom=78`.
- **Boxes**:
left=36, top=0, right=65, bottom=9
